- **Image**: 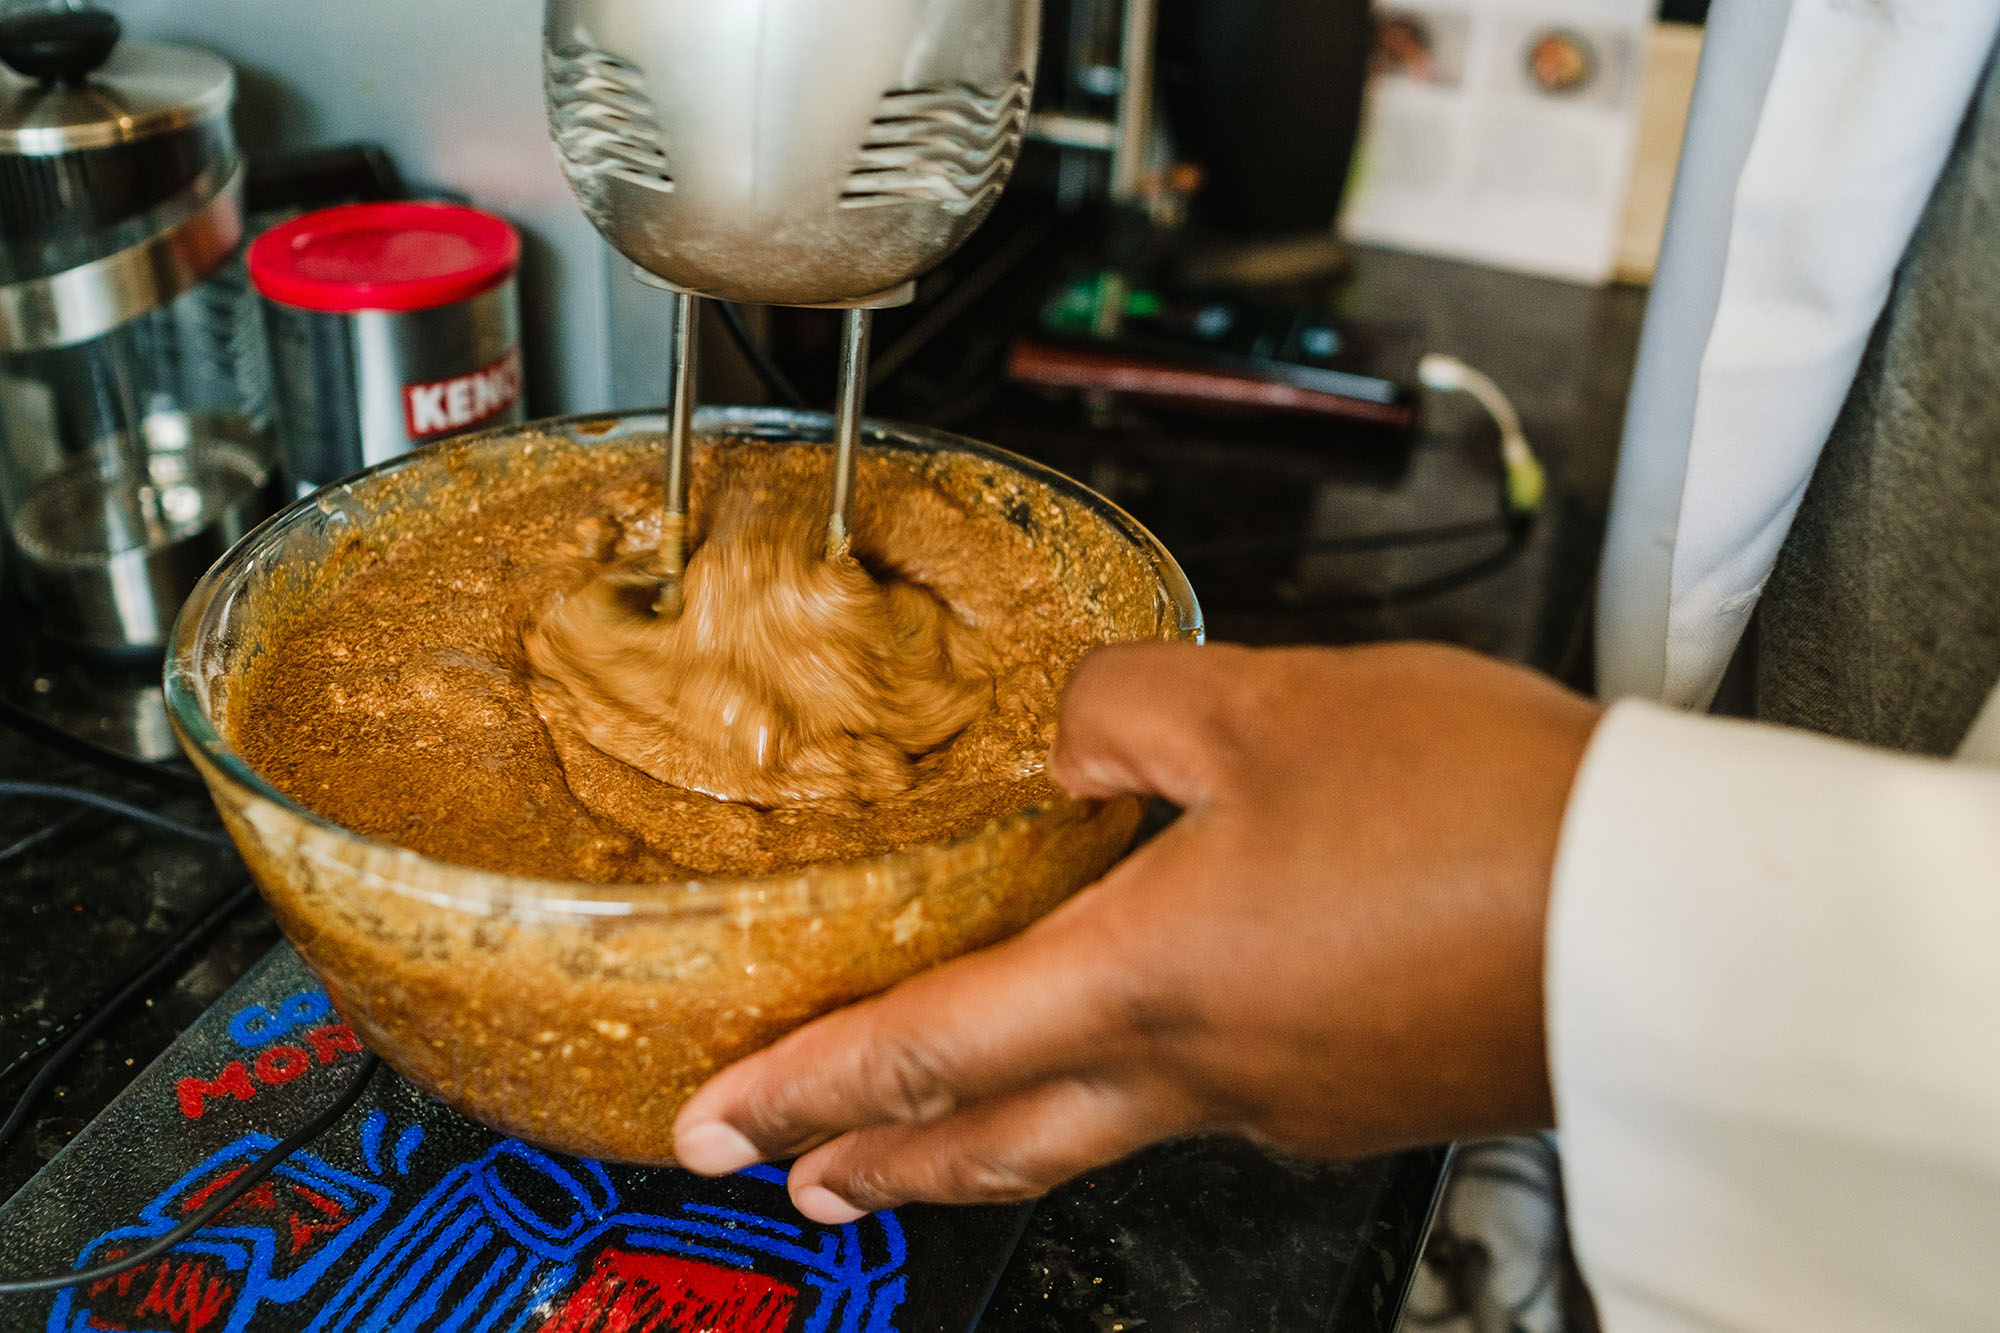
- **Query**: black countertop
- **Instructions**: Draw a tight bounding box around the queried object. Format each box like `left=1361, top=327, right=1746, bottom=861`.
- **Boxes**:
left=0, top=243, right=1645, bottom=1330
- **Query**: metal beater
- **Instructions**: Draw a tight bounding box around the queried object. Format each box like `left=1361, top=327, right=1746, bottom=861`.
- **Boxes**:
left=543, top=0, right=1042, bottom=602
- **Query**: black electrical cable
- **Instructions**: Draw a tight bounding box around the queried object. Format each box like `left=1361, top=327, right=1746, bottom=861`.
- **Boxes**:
left=868, top=211, right=1060, bottom=391
left=0, top=693, right=204, bottom=794
left=0, top=781, right=234, bottom=849
left=0, top=1053, right=380, bottom=1296
left=1185, top=524, right=1532, bottom=614
left=0, top=809, right=86, bottom=866
left=0, top=880, right=261, bottom=1142
left=716, top=302, right=810, bottom=409
left=722, top=198, right=1059, bottom=418
left=1299, top=536, right=1529, bottom=612
left=915, top=379, right=1003, bottom=430
left=1175, top=516, right=1509, bottom=561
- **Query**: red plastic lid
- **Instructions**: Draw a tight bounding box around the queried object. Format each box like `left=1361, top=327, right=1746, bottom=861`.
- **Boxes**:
left=247, top=202, right=520, bottom=314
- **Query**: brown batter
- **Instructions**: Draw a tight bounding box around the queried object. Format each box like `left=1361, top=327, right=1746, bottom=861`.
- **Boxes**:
left=231, top=441, right=1091, bottom=882
left=523, top=470, right=995, bottom=807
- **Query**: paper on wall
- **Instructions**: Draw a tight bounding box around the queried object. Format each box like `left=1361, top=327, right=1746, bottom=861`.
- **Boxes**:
left=1341, top=0, right=1655, bottom=285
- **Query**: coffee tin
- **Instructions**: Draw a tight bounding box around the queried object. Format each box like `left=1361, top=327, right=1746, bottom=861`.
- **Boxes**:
left=249, top=202, right=522, bottom=493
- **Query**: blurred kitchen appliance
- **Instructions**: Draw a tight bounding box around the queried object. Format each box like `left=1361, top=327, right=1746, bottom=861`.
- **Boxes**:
left=1157, top=0, right=1371, bottom=240
left=1024, top=0, right=1160, bottom=206
left=543, top=0, right=1041, bottom=583
left=0, top=8, right=275, bottom=655
left=249, top=202, right=523, bottom=495
left=1155, top=0, right=1372, bottom=287
left=1010, top=272, right=1420, bottom=430
left=1018, top=0, right=1370, bottom=284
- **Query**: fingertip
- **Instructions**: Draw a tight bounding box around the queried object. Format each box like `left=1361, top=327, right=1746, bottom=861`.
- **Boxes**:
left=674, top=1120, right=762, bottom=1176
left=1047, top=748, right=1129, bottom=799
left=1051, top=641, right=1237, bottom=806
left=1048, top=644, right=1162, bottom=797
left=671, top=1064, right=744, bottom=1146
left=793, top=1183, right=867, bottom=1226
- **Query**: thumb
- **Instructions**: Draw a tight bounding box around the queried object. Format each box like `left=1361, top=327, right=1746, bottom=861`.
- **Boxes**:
left=1048, top=641, right=1250, bottom=809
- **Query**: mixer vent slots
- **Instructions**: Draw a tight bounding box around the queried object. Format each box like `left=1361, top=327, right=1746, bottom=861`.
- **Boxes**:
left=842, top=74, right=1031, bottom=212
left=545, top=43, right=675, bottom=193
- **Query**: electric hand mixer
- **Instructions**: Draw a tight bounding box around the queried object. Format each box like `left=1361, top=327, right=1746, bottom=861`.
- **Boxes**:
left=543, top=0, right=1042, bottom=609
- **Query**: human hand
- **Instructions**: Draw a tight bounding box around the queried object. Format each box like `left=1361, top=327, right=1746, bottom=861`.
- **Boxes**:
left=671, top=642, right=1602, bottom=1223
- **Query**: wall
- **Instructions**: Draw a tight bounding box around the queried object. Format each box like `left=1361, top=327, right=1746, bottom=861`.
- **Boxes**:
left=102, top=0, right=659, bottom=416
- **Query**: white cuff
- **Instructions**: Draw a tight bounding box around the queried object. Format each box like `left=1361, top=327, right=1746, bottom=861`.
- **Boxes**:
left=1549, top=701, right=2000, bottom=1332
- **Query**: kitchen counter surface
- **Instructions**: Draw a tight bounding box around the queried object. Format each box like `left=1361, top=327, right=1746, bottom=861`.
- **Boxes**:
left=0, top=243, right=1645, bottom=1330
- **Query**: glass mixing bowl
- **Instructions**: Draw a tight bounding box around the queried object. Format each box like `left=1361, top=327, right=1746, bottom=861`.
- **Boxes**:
left=165, top=407, right=1201, bottom=1164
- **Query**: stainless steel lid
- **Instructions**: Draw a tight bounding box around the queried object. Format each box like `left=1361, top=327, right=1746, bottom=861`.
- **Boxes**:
left=0, top=26, right=232, bottom=157
left=0, top=13, right=240, bottom=351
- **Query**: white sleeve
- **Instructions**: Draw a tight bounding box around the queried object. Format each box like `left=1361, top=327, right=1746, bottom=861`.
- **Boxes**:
left=1598, top=0, right=2000, bottom=709
left=1549, top=700, right=2000, bottom=1333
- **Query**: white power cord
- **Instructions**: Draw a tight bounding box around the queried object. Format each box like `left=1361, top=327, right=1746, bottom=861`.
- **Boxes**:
left=1417, top=353, right=1545, bottom=519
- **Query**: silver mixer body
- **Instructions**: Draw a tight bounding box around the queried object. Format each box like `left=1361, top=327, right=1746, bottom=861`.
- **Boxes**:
left=543, top=0, right=1041, bottom=585
left=544, top=0, right=1041, bottom=307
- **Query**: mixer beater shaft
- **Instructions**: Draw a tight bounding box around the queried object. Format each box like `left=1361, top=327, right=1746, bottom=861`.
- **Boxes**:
left=655, top=300, right=877, bottom=606
left=828, top=307, right=871, bottom=558
left=657, top=289, right=698, bottom=617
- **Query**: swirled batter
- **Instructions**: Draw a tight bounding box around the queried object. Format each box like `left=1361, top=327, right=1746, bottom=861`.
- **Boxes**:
left=231, top=440, right=1097, bottom=882
left=523, top=474, right=995, bottom=807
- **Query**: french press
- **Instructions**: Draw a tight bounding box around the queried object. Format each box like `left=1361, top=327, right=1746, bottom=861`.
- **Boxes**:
left=0, top=7, right=275, bottom=653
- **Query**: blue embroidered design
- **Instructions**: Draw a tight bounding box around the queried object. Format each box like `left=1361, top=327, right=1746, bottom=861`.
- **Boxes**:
left=50, top=1133, right=906, bottom=1333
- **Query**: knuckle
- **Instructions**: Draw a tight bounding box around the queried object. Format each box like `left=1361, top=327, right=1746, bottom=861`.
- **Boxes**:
left=1183, top=701, right=1253, bottom=794
left=1055, top=647, right=1118, bottom=718
left=723, top=1028, right=856, bottom=1153
left=1072, top=914, right=1201, bottom=1053
left=1113, top=963, right=1199, bottom=1047
left=942, top=1149, right=1042, bottom=1203
left=832, top=1156, right=903, bottom=1213
left=732, top=1076, right=808, bottom=1153
left=1108, top=970, right=1207, bottom=1078
left=1219, top=652, right=1302, bottom=734
left=1063, top=643, right=1190, bottom=724
left=865, top=1033, right=959, bottom=1124
left=1073, top=877, right=1199, bottom=1025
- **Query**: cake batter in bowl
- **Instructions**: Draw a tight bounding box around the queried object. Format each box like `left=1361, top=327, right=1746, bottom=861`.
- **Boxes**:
left=166, top=407, right=1200, bottom=1164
